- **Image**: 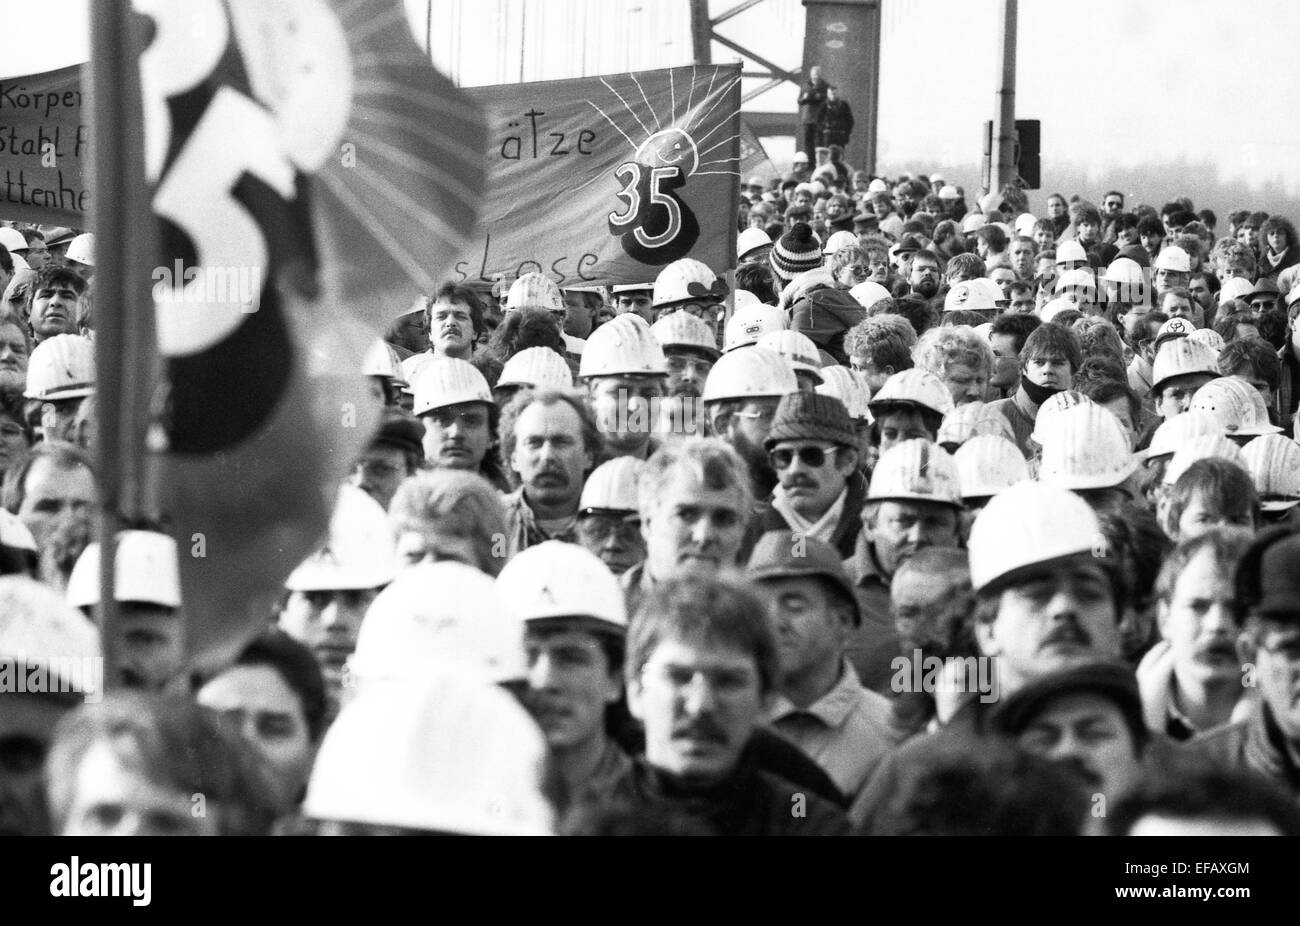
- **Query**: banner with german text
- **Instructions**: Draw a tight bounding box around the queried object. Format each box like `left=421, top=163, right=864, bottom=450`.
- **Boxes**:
left=453, top=64, right=741, bottom=288
left=0, top=65, right=89, bottom=226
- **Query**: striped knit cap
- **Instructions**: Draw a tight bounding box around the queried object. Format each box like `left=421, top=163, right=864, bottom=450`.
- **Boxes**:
left=769, top=222, right=823, bottom=283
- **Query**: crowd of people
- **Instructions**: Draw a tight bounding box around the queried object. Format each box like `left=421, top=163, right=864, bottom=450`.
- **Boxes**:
left=3, top=148, right=1300, bottom=837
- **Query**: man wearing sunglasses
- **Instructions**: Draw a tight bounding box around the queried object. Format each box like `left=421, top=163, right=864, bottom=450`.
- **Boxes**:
left=742, top=392, right=865, bottom=561
left=576, top=457, right=646, bottom=576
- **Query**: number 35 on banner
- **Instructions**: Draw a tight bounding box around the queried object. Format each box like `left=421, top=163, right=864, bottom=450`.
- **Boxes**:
left=607, top=160, right=700, bottom=266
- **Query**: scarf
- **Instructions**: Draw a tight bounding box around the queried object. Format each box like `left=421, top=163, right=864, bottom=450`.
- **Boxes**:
left=771, top=484, right=848, bottom=544
left=1019, top=373, right=1061, bottom=407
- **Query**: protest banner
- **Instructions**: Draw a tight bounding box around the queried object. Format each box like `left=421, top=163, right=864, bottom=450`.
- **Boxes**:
left=0, top=64, right=89, bottom=226
left=453, top=64, right=742, bottom=288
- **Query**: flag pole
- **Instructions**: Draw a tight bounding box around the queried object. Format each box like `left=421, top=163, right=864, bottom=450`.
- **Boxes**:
left=88, top=0, right=160, bottom=689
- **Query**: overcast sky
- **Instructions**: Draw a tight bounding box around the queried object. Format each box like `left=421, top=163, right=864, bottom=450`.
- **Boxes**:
left=5, top=0, right=1296, bottom=213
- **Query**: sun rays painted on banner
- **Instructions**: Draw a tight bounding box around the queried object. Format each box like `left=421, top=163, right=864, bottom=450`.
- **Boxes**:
left=588, top=65, right=742, bottom=264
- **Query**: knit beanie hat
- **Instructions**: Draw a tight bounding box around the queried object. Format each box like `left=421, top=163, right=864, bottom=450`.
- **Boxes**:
left=764, top=391, right=856, bottom=450
left=769, top=222, right=823, bottom=283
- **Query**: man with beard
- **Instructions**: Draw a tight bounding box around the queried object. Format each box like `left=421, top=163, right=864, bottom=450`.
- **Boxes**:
left=0, top=577, right=99, bottom=836
left=650, top=311, right=719, bottom=441
left=852, top=481, right=1127, bottom=832
left=500, top=389, right=597, bottom=556
left=24, top=266, right=84, bottom=345
left=66, top=531, right=185, bottom=691
left=984, top=322, right=1081, bottom=457
left=701, top=346, right=798, bottom=500
left=750, top=531, right=896, bottom=803
left=846, top=440, right=963, bottom=693
left=2, top=441, right=96, bottom=595
left=742, top=392, right=866, bottom=560
left=610, top=574, right=851, bottom=835
left=991, top=661, right=1148, bottom=833
left=580, top=315, right=668, bottom=461
left=1187, top=528, right=1300, bottom=801
left=907, top=248, right=942, bottom=301
left=410, top=356, right=508, bottom=490
left=1137, top=529, right=1253, bottom=741
left=497, top=541, right=631, bottom=812
left=576, top=457, right=646, bottom=576
left=279, top=485, right=397, bottom=722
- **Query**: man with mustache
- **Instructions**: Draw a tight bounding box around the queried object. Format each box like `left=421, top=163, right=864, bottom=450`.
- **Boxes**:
left=991, top=661, right=1149, bottom=832
left=749, top=530, right=896, bottom=803
left=701, top=346, right=799, bottom=500
left=846, top=439, right=963, bottom=695
left=852, top=482, right=1126, bottom=832
left=613, top=574, right=851, bottom=835
left=741, top=392, right=865, bottom=560
left=24, top=266, right=84, bottom=345
left=411, top=356, right=508, bottom=489
left=1187, top=529, right=1300, bottom=800
left=497, top=541, right=630, bottom=812
left=650, top=311, right=718, bottom=441
left=500, top=389, right=597, bottom=557
left=426, top=283, right=486, bottom=361
left=1138, top=530, right=1255, bottom=740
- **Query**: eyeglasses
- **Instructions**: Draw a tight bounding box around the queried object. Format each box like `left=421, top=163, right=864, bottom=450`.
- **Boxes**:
left=770, top=444, right=838, bottom=469
left=577, top=512, right=641, bottom=543
left=732, top=407, right=777, bottom=423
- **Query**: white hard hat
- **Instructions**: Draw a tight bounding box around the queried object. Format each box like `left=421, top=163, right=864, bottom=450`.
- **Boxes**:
left=822, top=229, right=859, bottom=256
left=1102, top=257, right=1144, bottom=286
left=66, top=531, right=181, bottom=609
left=1055, top=268, right=1097, bottom=294
left=24, top=333, right=95, bottom=401
left=867, top=178, right=889, bottom=194
left=1039, top=296, right=1075, bottom=323
left=967, top=482, right=1104, bottom=592
left=954, top=434, right=1030, bottom=500
left=64, top=233, right=94, bottom=267
left=757, top=329, right=822, bottom=383
left=939, top=185, right=961, bottom=200
left=0, top=227, right=27, bottom=252
left=1142, top=411, right=1220, bottom=464
left=497, top=540, right=627, bottom=630
left=410, top=356, right=492, bottom=416
left=652, top=258, right=717, bottom=309
left=1014, top=213, right=1037, bottom=236
left=723, top=302, right=787, bottom=351
left=816, top=365, right=872, bottom=421
left=1189, top=375, right=1282, bottom=438
left=1186, top=328, right=1226, bottom=353
left=737, top=227, right=773, bottom=261
left=1286, top=283, right=1300, bottom=308
left=1163, top=434, right=1248, bottom=486
left=304, top=671, right=553, bottom=835
left=0, top=576, right=100, bottom=697
left=1030, top=390, right=1095, bottom=446
left=1151, top=338, right=1220, bottom=395
left=1241, top=434, right=1300, bottom=511
left=848, top=280, right=892, bottom=309
left=580, top=456, right=643, bottom=513
left=1217, top=277, right=1254, bottom=305
left=651, top=311, right=720, bottom=359
left=579, top=313, right=668, bottom=378
left=399, top=352, right=434, bottom=388
left=0, top=509, right=35, bottom=555
left=938, top=401, right=1016, bottom=448
left=867, top=439, right=962, bottom=507
left=1037, top=403, right=1137, bottom=491
left=869, top=368, right=955, bottom=418
left=350, top=561, right=524, bottom=684
left=505, top=272, right=563, bottom=313
left=1153, top=246, right=1191, bottom=273
left=497, top=346, right=574, bottom=391
left=1054, top=240, right=1088, bottom=265
left=362, top=339, right=405, bottom=382
left=961, top=214, right=986, bottom=233
left=702, top=345, right=798, bottom=403
left=1155, top=318, right=1195, bottom=342
left=944, top=279, right=999, bottom=313
left=733, top=289, right=760, bottom=312
left=285, top=485, right=397, bottom=592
